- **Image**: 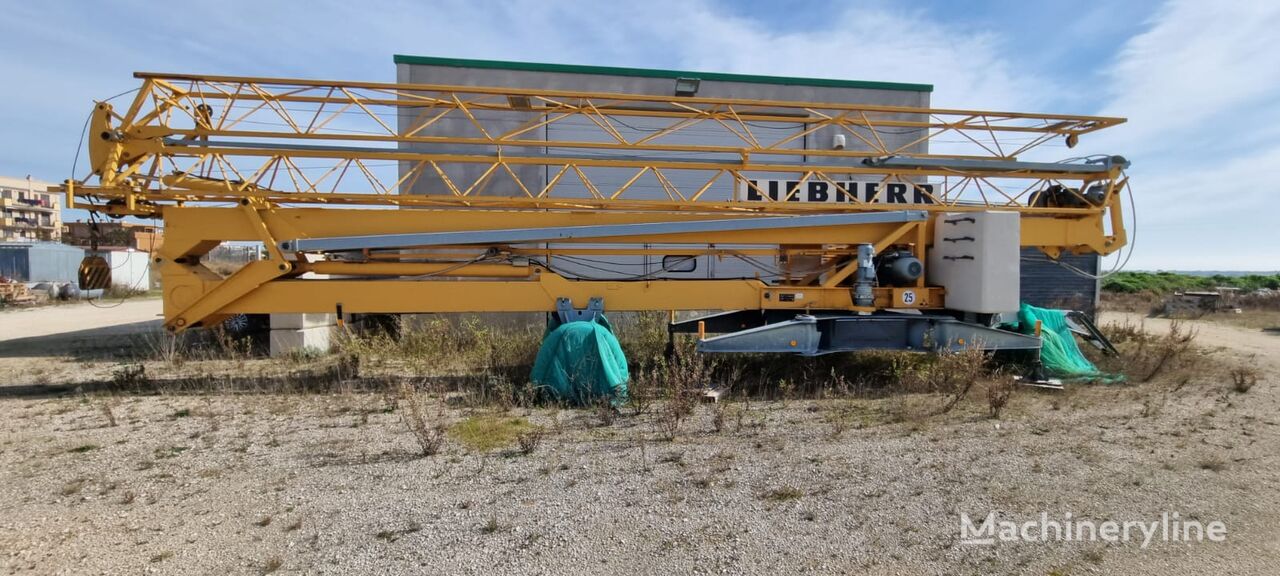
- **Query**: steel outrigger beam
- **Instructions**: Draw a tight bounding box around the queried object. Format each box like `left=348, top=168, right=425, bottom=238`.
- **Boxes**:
left=280, top=211, right=929, bottom=252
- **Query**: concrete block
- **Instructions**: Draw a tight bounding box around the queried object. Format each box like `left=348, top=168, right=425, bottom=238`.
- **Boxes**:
left=270, top=313, right=337, bottom=330
left=269, top=326, right=333, bottom=357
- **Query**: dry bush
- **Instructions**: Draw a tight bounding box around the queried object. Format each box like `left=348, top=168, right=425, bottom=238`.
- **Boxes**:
left=110, top=364, right=148, bottom=389
left=593, top=396, right=616, bottom=426
left=627, top=367, right=658, bottom=416
left=396, top=381, right=445, bottom=456
left=515, top=428, right=545, bottom=455
left=908, top=346, right=987, bottom=393
left=1139, top=321, right=1197, bottom=382
left=709, top=380, right=737, bottom=433
left=665, top=351, right=716, bottom=399
left=1099, top=319, right=1201, bottom=383
left=986, top=378, right=1015, bottom=419
left=899, top=346, right=988, bottom=413
left=612, top=310, right=672, bottom=366
left=829, top=351, right=932, bottom=396
left=711, top=401, right=727, bottom=433
left=654, top=352, right=712, bottom=440
left=144, top=331, right=188, bottom=366
left=656, top=404, right=685, bottom=441
left=1230, top=366, right=1259, bottom=393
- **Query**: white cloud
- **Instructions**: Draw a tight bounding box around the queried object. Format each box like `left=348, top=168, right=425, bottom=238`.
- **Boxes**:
left=1085, top=0, right=1280, bottom=270
left=577, top=3, right=1058, bottom=112
left=1100, top=0, right=1280, bottom=151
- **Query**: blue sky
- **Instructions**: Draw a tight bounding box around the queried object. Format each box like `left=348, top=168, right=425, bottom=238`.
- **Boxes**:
left=1, top=0, right=1276, bottom=270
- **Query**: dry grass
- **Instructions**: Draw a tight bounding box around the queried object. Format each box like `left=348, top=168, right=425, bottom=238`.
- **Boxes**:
left=149, top=551, right=174, bottom=563
left=35, top=303, right=1230, bottom=457
left=1198, top=457, right=1228, bottom=472
left=56, top=308, right=1027, bottom=426
left=375, top=521, right=422, bottom=542
left=59, top=479, right=86, bottom=496
left=97, top=398, right=119, bottom=427
left=448, top=415, right=533, bottom=452
left=760, top=486, right=804, bottom=502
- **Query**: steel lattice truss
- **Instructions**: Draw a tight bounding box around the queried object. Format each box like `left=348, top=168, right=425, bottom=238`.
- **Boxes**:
left=76, top=72, right=1126, bottom=216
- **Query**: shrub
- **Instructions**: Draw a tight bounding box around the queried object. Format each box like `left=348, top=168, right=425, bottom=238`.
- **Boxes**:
left=904, top=346, right=987, bottom=412
left=396, top=382, right=445, bottom=456
left=986, top=378, right=1015, bottom=419
left=1097, top=320, right=1201, bottom=383
left=1230, top=366, right=1258, bottom=393
left=515, top=428, right=545, bottom=455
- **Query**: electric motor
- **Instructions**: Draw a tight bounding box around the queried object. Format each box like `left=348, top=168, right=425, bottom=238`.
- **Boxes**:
left=876, top=250, right=923, bottom=286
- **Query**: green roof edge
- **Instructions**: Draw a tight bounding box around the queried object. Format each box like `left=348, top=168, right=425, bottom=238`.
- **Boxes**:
left=393, top=55, right=933, bottom=93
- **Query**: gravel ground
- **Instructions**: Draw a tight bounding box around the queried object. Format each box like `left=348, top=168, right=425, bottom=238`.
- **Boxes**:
left=1, top=313, right=1278, bottom=575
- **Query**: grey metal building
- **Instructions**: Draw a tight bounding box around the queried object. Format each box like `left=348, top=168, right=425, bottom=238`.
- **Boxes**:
left=395, top=55, right=931, bottom=202
left=1020, top=248, right=1100, bottom=314
left=0, top=242, right=84, bottom=283
left=394, top=55, right=1099, bottom=311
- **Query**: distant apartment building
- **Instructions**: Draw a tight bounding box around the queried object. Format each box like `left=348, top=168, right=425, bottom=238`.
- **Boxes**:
left=63, top=220, right=163, bottom=252
left=0, top=176, right=61, bottom=242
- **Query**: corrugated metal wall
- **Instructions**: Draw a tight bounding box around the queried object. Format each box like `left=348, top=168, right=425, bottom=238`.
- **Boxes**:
left=0, top=244, right=29, bottom=280
left=0, top=243, right=84, bottom=283
left=1019, top=248, right=1099, bottom=314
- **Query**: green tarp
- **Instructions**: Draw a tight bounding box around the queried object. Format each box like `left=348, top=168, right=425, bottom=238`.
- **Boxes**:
left=530, top=316, right=629, bottom=405
left=1015, top=303, right=1124, bottom=383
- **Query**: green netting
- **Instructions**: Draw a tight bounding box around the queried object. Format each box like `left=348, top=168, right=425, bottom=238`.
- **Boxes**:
left=1015, top=303, right=1125, bottom=383
left=530, top=316, right=630, bottom=405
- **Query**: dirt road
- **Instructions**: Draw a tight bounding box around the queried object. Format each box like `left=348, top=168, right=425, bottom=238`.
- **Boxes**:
left=0, top=299, right=164, bottom=386
left=0, top=298, right=162, bottom=341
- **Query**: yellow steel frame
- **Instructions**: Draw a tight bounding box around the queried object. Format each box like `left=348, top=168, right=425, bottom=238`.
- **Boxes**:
left=61, top=72, right=1129, bottom=331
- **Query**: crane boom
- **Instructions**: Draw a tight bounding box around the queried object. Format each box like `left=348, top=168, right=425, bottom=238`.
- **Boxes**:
left=61, top=71, right=1130, bottom=344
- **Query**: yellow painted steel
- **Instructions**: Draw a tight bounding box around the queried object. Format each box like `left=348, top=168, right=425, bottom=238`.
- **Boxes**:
left=59, top=72, right=1130, bottom=331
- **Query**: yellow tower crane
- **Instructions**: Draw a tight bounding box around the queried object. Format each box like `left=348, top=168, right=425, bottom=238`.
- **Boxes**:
left=62, top=71, right=1130, bottom=356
